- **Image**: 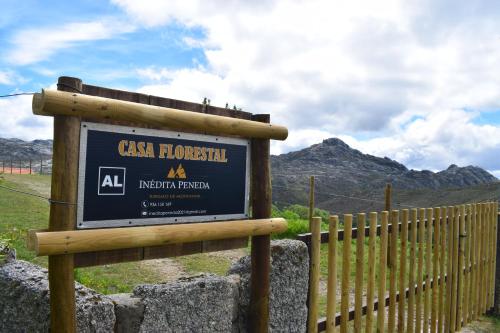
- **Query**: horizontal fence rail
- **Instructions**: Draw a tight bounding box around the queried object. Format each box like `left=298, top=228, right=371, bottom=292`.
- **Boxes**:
left=301, top=202, right=499, bottom=333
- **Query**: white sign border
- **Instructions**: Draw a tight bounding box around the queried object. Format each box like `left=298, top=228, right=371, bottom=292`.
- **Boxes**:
left=77, top=121, right=251, bottom=229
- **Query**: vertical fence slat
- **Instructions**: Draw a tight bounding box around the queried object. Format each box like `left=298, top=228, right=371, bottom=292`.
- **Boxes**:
left=457, top=205, right=466, bottom=331
left=307, top=216, right=321, bottom=333
left=366, top=212, right=378, bottom=333
left=326, top=215, right=338, bottom=333
left=416, top=208, right=426, bottom=333
left=470, top=204, right=477, bottom=321
left=450, top=206, right=460, bottom=332
left=377, top=211, right=389, bottom=333
left=476, top=203, right=484, bottom=317
left=444, top=206, right=454, bottom=332
left=438, top=207, right=447, bottom=333
left=464, top=204, right=472, bottom=325
left=407, top=209, right=418, bottom=333
left=472, top=203, right=481, bottom=320
left=355, top=213, right=366, bottom=332
left=484, top=203, right=490, bottom=313
left=424, top=208, right=433, bottom=332
left=388, top=210, right=399, bottom=333
left=491, top=201, right=495, bottom=309
left=398, top=209, right=408, bottom=333
left=491, top=201, right=498, bottom=312
left=340, top=214, right=353, bottom=333
left=431, top=207, right=441, bottom=333
left=479, top=203, right=485, bottom=315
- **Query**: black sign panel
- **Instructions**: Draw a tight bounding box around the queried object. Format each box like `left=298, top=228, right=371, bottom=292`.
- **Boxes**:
left=77, top=122, right=250, bottom=229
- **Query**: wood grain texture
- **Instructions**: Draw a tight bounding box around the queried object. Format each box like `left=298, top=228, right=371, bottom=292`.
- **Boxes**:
left=398, top=209, right=408, bottom=333
left=444, top=206, right=454, bottom=332
left=424, top=208, right=433, bottom=332
left=48, top=76, right=81, bottom=333
left=431, top=207, right=441, bottom=332
left=377, top=211, right=389, bottom=333
left=249, top=113, right=272, bottom=333
left=326, top=215, right=339, bottom=333
left=354, top=213, right=366, bottom=332
left=407, top=209, right=418, bottom=333
left=456, top=205, right=466, bottom=330
left=416, top=208, right=425, bottom=333
left=341, top=214, right=353, bottom=333
left=438, top=207, right=446, bottom=333
left=32, top=89, right=288, bottom=140
left=450, top=206, right=460, bottom=331
left=365, top=212, right=378, bottom=333
left=308, top=176, right=315, bottom=232
left=34, top=218, right=286, bottom=256
left=308, top=217, right=322, bottom=333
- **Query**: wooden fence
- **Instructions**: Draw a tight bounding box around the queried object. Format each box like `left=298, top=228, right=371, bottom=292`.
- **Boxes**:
left=298, top=201, right=498, bottom=332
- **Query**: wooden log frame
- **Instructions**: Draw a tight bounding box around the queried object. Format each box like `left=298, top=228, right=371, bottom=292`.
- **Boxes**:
left=47, top=76, right=81, bottom=333
left=38, top=76, right=287, bottom=267
left=29, top=218, right=287, bottom=256
left=32, top=89, right=288, bottom=140
left=32, top=76, right=288, bottom=332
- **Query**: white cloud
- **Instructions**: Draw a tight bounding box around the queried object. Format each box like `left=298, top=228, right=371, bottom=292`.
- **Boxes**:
left=115, top=0, right=500, bottom=172
left=0, top=70, right=26, bottom=85
left=6, top=19, right=135, bottom=65
left=0, top=95, right=53, bottom=140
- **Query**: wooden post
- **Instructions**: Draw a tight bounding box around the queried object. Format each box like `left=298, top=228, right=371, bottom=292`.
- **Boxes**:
left=407, top=209, right=418, bottom=333
left=464, top=205, right=472, bottom=324
left=377, top=211, right=389, bottom=333
left=457, top=205, right=465, bottom=330
left=438, top=207, right=446, bottom=333
left=450, top=206, right=460, bottom=331
left=431, top=207, right=441, bottom=332
left=48, top=76, right=82, bottom=332
left=424, top=208, right=433, bottom=332
left=388, top=210, right=398, bottom=333
left=326, top=215, right=338, bottom=333
left=308, top=176, right=315, bottom=231
left=494, top=204, right=500, bottom=315
left=386, top=184, right=392, bottom=267
left=366, top=212, right=377, bottom=333
left=340, top=214, right=353, bottom=333
left=308, top=217, right=321, bottom=333
left=416, top=208, right=425, bottom=333
left=398, top=209, right=408, bottom=333
left=444, top=206, right=454, bottom=332
left=249, top=114, right=271, bottom=332
left=354, top=213, right=365, bottom=332
left=40, top=158, right=43, bottom=175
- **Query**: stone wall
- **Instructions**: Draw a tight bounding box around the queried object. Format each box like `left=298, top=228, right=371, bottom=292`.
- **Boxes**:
left=0, top=240, right=308, bottom=332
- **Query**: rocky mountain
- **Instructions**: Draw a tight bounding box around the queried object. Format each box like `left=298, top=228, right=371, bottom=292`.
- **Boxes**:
left=0, top=138, right=52, bottom=161
left=271, top=138, right=498, bottom=213
left=1, top=136, right=497, bottom=213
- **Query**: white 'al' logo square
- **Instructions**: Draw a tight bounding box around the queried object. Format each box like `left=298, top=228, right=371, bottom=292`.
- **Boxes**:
left=98, top=167, right=126, bottom=195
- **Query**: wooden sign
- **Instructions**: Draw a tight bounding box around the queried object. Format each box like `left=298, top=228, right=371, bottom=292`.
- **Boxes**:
left=77, top=122, right=250, bottom=229
left=29, top=76, right=288, bottom=333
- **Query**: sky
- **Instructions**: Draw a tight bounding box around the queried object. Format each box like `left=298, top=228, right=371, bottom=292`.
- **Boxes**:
left=1, top=0, right=500, bottom=176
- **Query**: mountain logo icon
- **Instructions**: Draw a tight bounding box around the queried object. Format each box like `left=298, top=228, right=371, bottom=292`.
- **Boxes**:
left=167, top=164, right=187, bottom=179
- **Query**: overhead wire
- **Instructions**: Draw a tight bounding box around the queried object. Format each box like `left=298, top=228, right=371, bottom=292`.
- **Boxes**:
left=0, top=93, right=35, bottom=98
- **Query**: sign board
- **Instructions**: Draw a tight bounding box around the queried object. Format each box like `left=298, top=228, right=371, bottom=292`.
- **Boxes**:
left=77, top=122, right=250, bottom=229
